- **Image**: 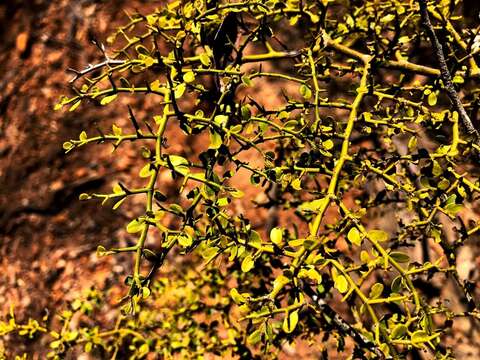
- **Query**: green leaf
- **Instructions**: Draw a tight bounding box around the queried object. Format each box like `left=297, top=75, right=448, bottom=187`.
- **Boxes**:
left=391, top=276, right=403, bottom=292
left=247, top=329, right=262, bottom=345
left=408, top=136, right=417, bottom=152
left=271, top=275, right=290, bottom=297
left=432, top=160, right=442, bottom=176
left=283, top=120, right=297, bottom=130
left=230, top=124, right=242, bottom=134
left=390, top=251, right=410, bottom=263
left=282, top=310, right=299, bottom=333
left=241, top=75, right=252, bottom=87
left=299, top=84, right=312, bottom=99
left=100, top=94, right=118, bottom=105
left=360, top=250, right=370, bottom=263
left=214, top=114, right=228, bottom=127
left=241, top=105, right=251, bottom=120
left=241, top=255, right=255, bottom=272
left=369, top=283, right=384, bottom=299
left=453, top=74, right=464, bottom=84
left=445, top=202, right=463, bottom=216
left=391, top=324, right=408, bottom=339
left=201, top=246, right=219, bottom=260
left=411, top=330, right=430, bottom=346
left=169, top=203, right=184, bottom=215
left=299, top=267, right=322, bottom=283
left=169, top=155, right=190, bottom=175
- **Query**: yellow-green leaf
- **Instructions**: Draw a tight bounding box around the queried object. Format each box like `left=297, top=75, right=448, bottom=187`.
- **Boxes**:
left=79, top=193, right=90, bottom=200
left=141, top=287, right=151, bottom=299
left=209, top=130, right=222, bottom=149
left=323, top=139, right=334, bottom=150
left=334, top=274, right=349, bottom=293
left=368, top=229, right=389, bottom=242
left=247, top=329, right=262, bottom=345
left=270, top=227, right=283, bottom=246
left=229, top=288, right=246, bottom=304
left=183, top=71, right=196, bottom=83
left=199, top=52, right=211, bottom=66
left=69, top=100, right=81, bottom=112
left=299, top=84, right=312, bottom=99
left=174, top=83, right=186, bottom=99
left=112, top=124, right=122, bottom=136
left=241, top=255, right=254, bottom=272
left=100, top=94, right=118, bottom=105
left=411, top=330, right=430, bottom=346
left=63, top=141, right=74, bottom=150
left=390, top=251, right=410, bottom=263
left=369, top=283, right=384, bottom=299
left=347, top=227, right=362, bottom=246
left=177, top=234, right=193, bottom=247
left=282, top=310, right=299, bottom=333
left=299, top=197, right=329, bottom=213
left=126, top=218, right=144, bottom=233
left=391, top=324, right=408, bottom=339
left=79, top=131, right=87, bottom=141
left=291, top=178, right=302, bottom=190
left=113, top=183, right=123, bottom=194
left=139, top=163, right=153, bottom=178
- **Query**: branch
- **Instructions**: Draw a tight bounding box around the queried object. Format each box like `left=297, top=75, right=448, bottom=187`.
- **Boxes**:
left=418, top=0, right=480, bottom=144
left=302, top=283, right=387, bottom=360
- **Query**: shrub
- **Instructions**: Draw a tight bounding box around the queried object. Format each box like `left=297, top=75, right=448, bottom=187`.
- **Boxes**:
left=2, top=0, right=480, bottom=358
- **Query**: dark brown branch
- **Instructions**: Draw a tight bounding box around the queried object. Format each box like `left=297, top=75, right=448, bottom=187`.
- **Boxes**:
left=418, top=0, right=480, bottom=144
left=302, top=283, right=387, bottom=360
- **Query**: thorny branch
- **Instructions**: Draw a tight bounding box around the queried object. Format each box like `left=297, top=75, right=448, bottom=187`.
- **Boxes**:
left=418, top=0, right=480, bottom=144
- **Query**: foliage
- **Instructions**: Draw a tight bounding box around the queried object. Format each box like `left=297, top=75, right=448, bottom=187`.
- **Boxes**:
left=3, top=0, right=480, bottom=358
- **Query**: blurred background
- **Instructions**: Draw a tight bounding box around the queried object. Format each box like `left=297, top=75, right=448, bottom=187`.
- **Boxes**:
left=0, top=0, right=163, bottom=356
